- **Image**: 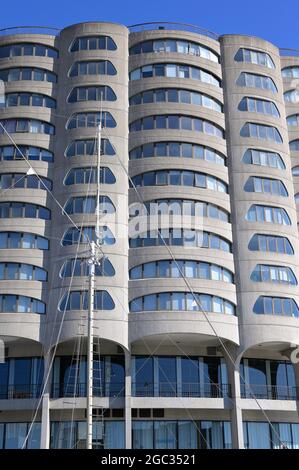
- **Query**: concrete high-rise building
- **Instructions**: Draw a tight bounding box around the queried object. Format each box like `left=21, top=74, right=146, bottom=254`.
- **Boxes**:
left=0, top=21, right=299, bottom=449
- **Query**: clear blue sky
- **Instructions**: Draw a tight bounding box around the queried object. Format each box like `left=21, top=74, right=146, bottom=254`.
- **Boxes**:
left=1, top=0, right=299, bottom=49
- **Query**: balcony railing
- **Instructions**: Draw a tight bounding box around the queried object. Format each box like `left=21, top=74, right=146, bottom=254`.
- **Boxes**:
left=0, top=384, right=42, bottom=399
left=128, top=22, right=219, bottom=40
left=241, top=384, right=298, bottom=400
left=274, top=442, right=299, bottom=449
left=280, top=48, right=299, bottom=57
left=132, top=382, right=231, bottom=398
left=0, top=26, right=60, bottom=36
left=51, top=382, right=125, bottom=398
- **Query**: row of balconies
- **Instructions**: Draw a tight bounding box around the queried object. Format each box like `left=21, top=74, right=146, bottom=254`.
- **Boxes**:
left=1, top=382, right=298, bottom=401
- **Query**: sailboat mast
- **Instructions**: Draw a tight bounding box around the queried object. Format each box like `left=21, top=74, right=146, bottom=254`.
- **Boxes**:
left=86, top=123, right=102, bottom=449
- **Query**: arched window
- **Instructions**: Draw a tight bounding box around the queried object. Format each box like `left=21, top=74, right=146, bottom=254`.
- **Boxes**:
left=248, top=234, right=294, bottom=255
left=0, top=43, right=58, bottom=58
left=69, top=60, right=117, bottom=77
left=0, top=173, right=52, bottom=191
left=130, top=260, right=233, bottom=283
left=0, top=146, right=53, bottom=162
left=234, top=48, right=275, bottom=68
left=130, top=39, right=219, bottom=62
left=64, top=167, right=115, bottom=185
left=0, top=294, right=45, bottom=314
left=130, top=229, right=231, bottom=252
left=0, top=263, right=47, bottom=281
left=0, top=119, right=54, bottom=135
left=4, top=92, right=56, bottom=109
left=67, top=112, right=116, bottom=129
left=60, top=257, right=115, bottom=277
left=236, top=72, right=277, bottom=93
left=282, top=67, right=299, bottom=78
left=287, top=114, right=299, bottom=127
left=290, top=140, right=299, bottom=151
left=0, top=202, right=50, bottom=220
left=65, top=139, right=115, bottom=157
left=253, top=297, right=299, bottom=317
left=130, top=292, right=235, bottom=315
left=70, top=36, right=117, bottom=52
left=0, top=232, right=49, bottom=250
left=64, top=196, right=115, bottom=214
left=250, top=265, right=297, bottom=285
left=238, top=97, right=279, bottom=117
left=130, top=199, right=229, bottom=222
left=131, top=170, right=227, bottom=192
left=129, top=142, right=225, bottom=164
left=284, top=90, right=299, bottom=103
left=246, top=205, right=291, bottom=225
left=292, top=166, right=299, bottom=176
left=130, top=88, right=222, bottom=112
left=244, top=177, right=288, bottom=197
left=0, top=67, right=57, bottom=83
left=59, top=290, right=115, bottom=311
left=242, top=149, right=285, bottom=169
left=61, top=226, right=115, bottom=246
left=68, top=86, right=116, bottom=103
left=130, top=115, right=224, bottom=138
left=130, top=63, right=220, bottom=87
left=240, top=123, right=282, bottom=143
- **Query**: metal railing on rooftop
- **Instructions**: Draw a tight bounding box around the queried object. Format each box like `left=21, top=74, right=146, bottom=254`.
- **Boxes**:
left=128, top=22, right=219, bottom=40
left=280, top=48, right=299, bottom=57
left=0, top=26, right=60, bottom=37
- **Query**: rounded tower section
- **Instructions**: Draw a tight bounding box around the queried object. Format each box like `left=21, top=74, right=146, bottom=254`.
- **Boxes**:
left=128, top=28, right=238, bottom=347
left=0, top=32, right=57, bottom=342
left=47, top=22, right=129, bottom=350
left=220, top=35, right=299, bottom=352
left=280, top=52, right=299, bottom=227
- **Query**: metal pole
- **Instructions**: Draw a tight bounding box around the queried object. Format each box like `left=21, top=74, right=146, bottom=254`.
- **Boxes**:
left=86, top=121, right=102, bottom=448
left=86, top=122, right=102, bottom=449
left=86, top=240, right=95, bottom=449
left=96, top=123, right=102, bottom=243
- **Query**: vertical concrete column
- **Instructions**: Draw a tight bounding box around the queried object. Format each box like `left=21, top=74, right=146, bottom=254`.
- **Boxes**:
left=222, top=347, right=244, bottom=449
left=125, top=349, right=132, bottom=449
left=40, top=393, right=50, bottom=449
left=293, top=363, right=299, bottom=399
left=40, top=350, right=53, bottom=449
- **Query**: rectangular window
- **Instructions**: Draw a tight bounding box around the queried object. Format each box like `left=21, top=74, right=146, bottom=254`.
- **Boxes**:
left=181, top=117, right=192, bottom=130
left=156, top=171, right=168, bottom=185
left=180, top=90, right=191, bottom=103
left=168, top=116, right=180, bottom=129
left=155, top=90, right=166, bottom=102
left=178, top=66, right=189, bottom=78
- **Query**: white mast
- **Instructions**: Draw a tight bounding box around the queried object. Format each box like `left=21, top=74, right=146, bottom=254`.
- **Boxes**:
left=86, top=123, right=102, bottom=449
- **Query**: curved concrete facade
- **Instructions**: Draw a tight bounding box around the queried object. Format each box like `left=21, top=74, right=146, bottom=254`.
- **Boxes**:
left=1, top=22, right=299, bottom=450
left=220, top=35, right=299, bottom=352
left=129, top=29, right=238, bottom=348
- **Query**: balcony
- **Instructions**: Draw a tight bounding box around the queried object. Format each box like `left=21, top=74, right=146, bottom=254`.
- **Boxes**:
left=133, top=382, right=231, bottom=398
left=0, top=384, right=42, bottom=399
left=241, top=384, right=298, bottom=401
left=51, top=382, right=125, bottom=399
